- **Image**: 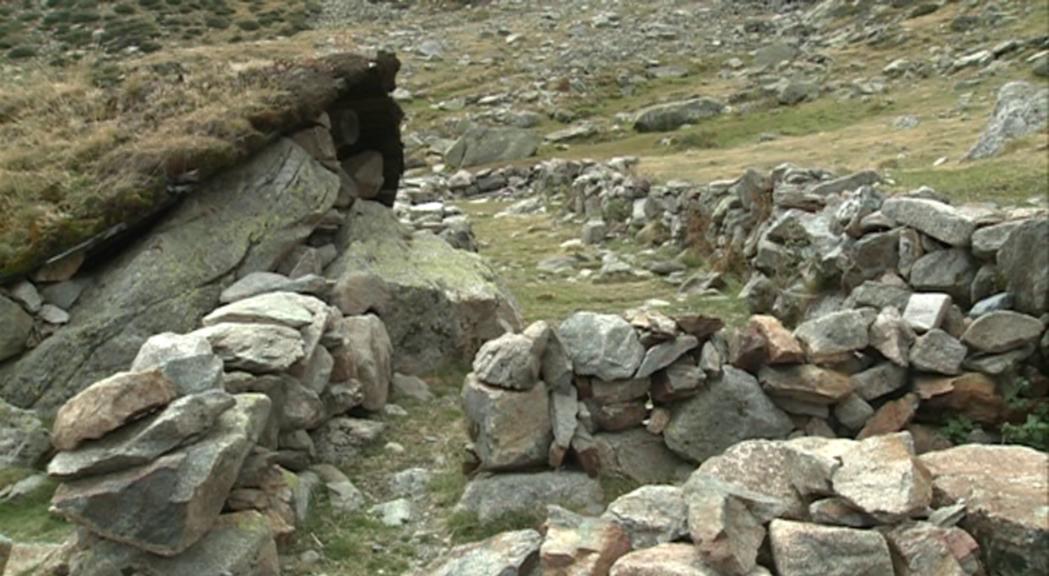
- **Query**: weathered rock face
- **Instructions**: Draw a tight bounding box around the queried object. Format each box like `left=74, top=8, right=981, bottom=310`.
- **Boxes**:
left=69, top=510, right=280, bottom=576
left=472, top=332, right=541, bottom=390
left=455, top=471, right=604, bottom=524
left=793, top=310, right=872, bottom=363
left=884, top=521, right=982, bottom=576
left=961, top=310, right=1044, bottom=354
left=920, top=445, right=1049, bottom=575
left=603, top=485, right=689, bottom=549
left=831, top=433, right=931, bottom=523
left=633, top=98, right=725, bottom=132
left=559, top=312, right=645, bottom=382
left=48, top=390, right=236, bottom=480
left=0, top=295, right=32, bottom=362
left=665, top=367, right=792, bottom=463
left=541, top=505, right=632, bottom=576
left=194, top=323, right=305, bottom=374
left=462, top=374, right=552, bottom=471
left=0, top=398, right=51, bottom=468
left=880, top=197, right=975, bottom=247
left=328, top=315, right=393, bottom=411
left=327, top=200, right=521, bottom=374
left=1, top=139, right=340, bottom=413
left=50, top=394, right=271, bottom=556
left=769, top=519, right=894, bottom=576
left=418, top=529, right=541, bottom=576
left=610, top=544, right=722, bottom=576
left=998, top=218, right=1049, bottom=315
left=965, top=81, right=1049, bottom=160
left=445, top=126, right=541, bottom=168
left=51, top=370, right=178, bottom=452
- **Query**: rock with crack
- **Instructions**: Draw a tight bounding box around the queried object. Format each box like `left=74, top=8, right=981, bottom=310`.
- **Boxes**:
left=1, top=138, right=339, bottom=413
left=327, top=200, right=521, bottom=375
left=50, top=394, right=271, bottom=556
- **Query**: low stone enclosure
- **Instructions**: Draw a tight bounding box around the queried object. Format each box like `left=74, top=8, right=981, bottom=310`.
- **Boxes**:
left=0, top=53, right=1047, bottom=576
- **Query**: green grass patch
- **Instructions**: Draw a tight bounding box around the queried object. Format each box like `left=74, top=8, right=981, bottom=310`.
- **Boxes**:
left=446, top=509, right=545, bottom=545
left=891, top=151, right=1049, bottom=205
left=458, top=199, right=749, bottom=326
left=0, top=473, right=72, bottom=543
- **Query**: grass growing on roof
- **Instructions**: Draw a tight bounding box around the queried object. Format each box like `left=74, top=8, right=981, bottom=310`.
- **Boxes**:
left=0, top=39, right=380, bottom=279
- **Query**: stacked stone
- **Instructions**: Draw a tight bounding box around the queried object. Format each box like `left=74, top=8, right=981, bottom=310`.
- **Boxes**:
left=32, top=284, right=394, bottom=573
left=427, top=432, right=1047, bottom=576
left=457, top=302, right=1048, bottom=526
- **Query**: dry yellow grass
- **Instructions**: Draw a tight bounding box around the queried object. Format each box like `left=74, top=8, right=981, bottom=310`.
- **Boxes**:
left=0, top=33, right=385, bottom=279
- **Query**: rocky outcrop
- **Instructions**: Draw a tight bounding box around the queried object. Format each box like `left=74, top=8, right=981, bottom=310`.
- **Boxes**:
left=0, top=139, right=339, bottom=414
left=327, top=199, right=521, bottom=374
left=965, top=81, right=1049, bottom=160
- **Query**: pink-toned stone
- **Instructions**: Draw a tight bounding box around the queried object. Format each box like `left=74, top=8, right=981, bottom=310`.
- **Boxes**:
left=610, top=544, right=717, bottom=576
left=51, top=371, right=177, bottom=451
left=857, top=393, right=918, bottom=440
left=749, top=315, right=804, bottom=364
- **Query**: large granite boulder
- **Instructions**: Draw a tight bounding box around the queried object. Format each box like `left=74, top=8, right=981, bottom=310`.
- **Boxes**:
left=880, top=197, right=975, bottom=247
left=327, top=200, right=521, bottom=374
left=445, top=126, right=541, bottom=168
left=50, top=394, right=271, bottom=556
left=1, top=139, right=339, bottom=413
left=965, top=81, right=1048, bottom=160
left=0, top=295, right=32, bottom=363
left=69, top=510, right=279, bottom=576
left=920, top=445, right=1048, bottom=575
left=0, top=398, right=51, bottom=468
left=417, top=529, right=541, bottom=576
left=664, top=366, right=793, bottom=463
left=634, top=98, right=725, bottom=132
left=462, top=374, right=552, bottom=471
left=327, top=315, right=393, bottom=411
left=48, top=390, right=236, bottom=480
left=998, top=218, right=1049, bottom=315
left=559, top=312, right=645, bottom=382
left=455, top=471, right=604, bottom=524
left=769, top=519, right=894, bottom=576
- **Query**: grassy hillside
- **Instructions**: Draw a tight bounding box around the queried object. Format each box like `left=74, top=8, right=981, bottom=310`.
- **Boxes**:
left=0, top=0, right=321, bottom=63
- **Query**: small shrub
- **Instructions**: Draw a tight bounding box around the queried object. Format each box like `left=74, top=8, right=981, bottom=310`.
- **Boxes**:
left=1001, top=404, right=1049, bottom=451
left=6, top=45, right=38, bottom=59
left=70, top=10, right=102, bottom=23
left=235, top=18, right=259, bottom=30
left=42, top=10, right=73, bottom=26
left=137, top=0, right=162, bottom=7
left=113, top=3, right=136, bottom=14
left=204, top=15, right=230, bottom=28
left=940, top=416, right=976, bottom=445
